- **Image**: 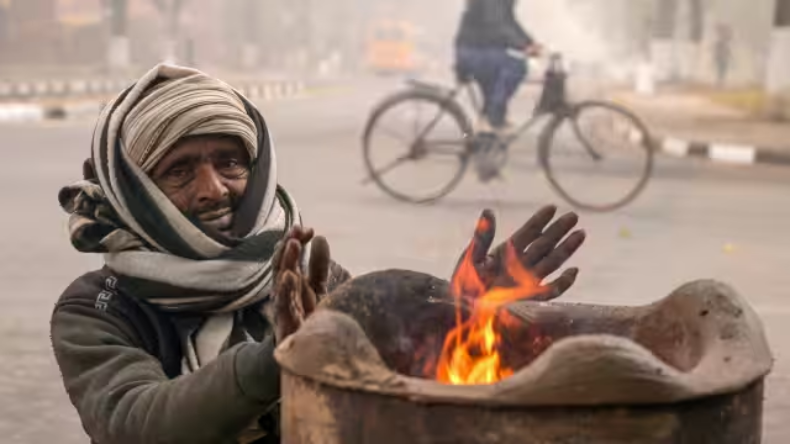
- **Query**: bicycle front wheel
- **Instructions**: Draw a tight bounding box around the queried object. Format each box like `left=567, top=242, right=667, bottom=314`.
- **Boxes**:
left=539, top=100, right=655, bottom=212
left=362, top=89, right=473, bottom=204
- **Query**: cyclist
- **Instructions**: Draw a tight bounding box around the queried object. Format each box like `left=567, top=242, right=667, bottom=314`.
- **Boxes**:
left=455, top=0, right=542, bottom=133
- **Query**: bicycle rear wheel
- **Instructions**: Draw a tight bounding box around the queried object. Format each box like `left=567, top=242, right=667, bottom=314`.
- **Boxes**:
left=539, top=100, right=654, bottom=212
left=362, top=89, right=473, bottom=204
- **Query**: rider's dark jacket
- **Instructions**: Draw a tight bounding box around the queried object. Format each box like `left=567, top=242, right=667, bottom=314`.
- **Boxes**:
left=455, top=0, right=534, bottom=50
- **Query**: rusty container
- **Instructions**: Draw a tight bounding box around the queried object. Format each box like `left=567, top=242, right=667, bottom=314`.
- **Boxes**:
left=275, top=270, right=772, bottom=444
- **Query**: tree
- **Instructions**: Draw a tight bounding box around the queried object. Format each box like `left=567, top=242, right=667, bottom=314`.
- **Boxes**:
left=766, top=0, right=790, bottom=94
left=688, top=0, right=704, bottom=43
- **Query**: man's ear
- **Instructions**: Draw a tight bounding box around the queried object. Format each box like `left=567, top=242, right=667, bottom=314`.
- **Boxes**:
left=82, top=158, right=97, bottom=181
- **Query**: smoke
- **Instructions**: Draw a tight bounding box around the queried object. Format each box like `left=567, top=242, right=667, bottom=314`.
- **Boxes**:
left=521, top=0, right=648, bottom=87
left=522, top=1, right=613, bottom=63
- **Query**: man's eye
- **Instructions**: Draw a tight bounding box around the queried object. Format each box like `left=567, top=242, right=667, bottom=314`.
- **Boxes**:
left=218, top=158, right=249, bottom=177
left=219, top=157, right=244, bottom=168
left=167, top=167, right=189, bottom=178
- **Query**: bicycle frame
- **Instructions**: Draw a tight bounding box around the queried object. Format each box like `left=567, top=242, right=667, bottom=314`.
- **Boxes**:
left=409, top=53, right=574, bottom=152
left=364, top=51, right=653, bottom=210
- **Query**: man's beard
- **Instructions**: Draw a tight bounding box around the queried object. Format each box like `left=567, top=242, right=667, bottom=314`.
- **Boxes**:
left=187, top=198, right=242, bottom=244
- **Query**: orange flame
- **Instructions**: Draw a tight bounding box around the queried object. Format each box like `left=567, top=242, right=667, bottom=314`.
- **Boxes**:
left=436, top=220, right=543, bottom=385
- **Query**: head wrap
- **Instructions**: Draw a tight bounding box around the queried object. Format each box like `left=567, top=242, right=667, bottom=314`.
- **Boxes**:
left=121, top=74, right=258, bottom=172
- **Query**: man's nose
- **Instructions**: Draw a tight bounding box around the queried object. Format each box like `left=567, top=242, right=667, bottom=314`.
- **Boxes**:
left=194, top=164, right=229, bottom=204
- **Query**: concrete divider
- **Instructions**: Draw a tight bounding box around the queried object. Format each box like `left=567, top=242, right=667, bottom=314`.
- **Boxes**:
left=0, top=76, right=308, bottom=102
left=0, top=77, right=311, bottom=123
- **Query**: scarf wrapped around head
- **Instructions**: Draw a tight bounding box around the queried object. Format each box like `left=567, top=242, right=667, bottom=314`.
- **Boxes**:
left=59, top=64, right=305, bottom=374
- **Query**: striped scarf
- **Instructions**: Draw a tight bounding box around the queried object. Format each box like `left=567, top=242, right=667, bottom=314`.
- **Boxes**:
left=58, top=64, right=305, bottom=374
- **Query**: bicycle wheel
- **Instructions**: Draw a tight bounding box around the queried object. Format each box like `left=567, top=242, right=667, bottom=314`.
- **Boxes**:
left=362, top=89, right=473, bottom=204
left=539, top=100, right=654, bottom=212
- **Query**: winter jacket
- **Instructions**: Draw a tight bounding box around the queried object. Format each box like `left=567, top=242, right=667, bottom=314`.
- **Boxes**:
left=50, top=263, right=352, bottom=444
left=455, top=0, right=534, bottom=50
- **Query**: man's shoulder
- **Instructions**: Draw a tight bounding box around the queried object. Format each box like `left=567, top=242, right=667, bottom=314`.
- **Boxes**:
left=55, top=268, right=140, bottom=316
left=58, top=268, right=117, bottom=305
left=54, top=269, right=184, bottom=377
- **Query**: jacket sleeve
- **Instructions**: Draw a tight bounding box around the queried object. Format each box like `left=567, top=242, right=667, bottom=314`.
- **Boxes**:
left=482, top=0, right=534, bottom=49
left=505, top=4, right=534, bottom=48
left=51, top=300, right=280, bottom=444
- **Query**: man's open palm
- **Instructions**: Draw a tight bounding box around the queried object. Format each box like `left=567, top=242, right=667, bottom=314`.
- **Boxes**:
left=272, top=227, right=331, bottom=344
left=453, top=205, right=586, bottom=302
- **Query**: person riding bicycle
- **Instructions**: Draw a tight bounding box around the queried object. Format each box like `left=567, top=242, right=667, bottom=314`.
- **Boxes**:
left=455, top=0, right=541, bottom=133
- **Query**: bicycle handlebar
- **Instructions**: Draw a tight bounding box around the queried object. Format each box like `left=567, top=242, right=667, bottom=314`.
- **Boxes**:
left=528, top=48, right=567, bottom=74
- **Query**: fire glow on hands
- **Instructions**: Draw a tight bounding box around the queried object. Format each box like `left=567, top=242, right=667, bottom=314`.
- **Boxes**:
left=437, top=206, right=586, bottom=385
left=272, top=226, right=331, bottom=344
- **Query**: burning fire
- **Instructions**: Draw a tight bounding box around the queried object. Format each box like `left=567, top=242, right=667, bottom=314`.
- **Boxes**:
left=436, top=218, right=543, bottom=385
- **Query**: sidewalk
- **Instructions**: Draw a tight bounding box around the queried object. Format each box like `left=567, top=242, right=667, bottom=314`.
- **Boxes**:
left=613, top=87, right=790, bottom=167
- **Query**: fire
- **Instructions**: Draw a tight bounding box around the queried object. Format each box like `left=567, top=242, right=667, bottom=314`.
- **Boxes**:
left=436, top=218, right=543, bottom=385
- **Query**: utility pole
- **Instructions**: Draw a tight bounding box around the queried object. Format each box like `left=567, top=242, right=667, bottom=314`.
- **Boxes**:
left=152, top=0, right=187, bottom=64
left=107, top=0, right=130, bottom=71
left=766, top=0, right=790, bottom=94
left=650, top=0, right=678, bottom=82
left=675, top=0, right=706, bottom=83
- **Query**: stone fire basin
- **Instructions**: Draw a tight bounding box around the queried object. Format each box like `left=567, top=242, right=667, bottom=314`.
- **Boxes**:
left=274, top=270, right=773, bottom=444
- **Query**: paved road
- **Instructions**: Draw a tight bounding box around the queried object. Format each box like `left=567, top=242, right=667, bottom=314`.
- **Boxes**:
left=1, top=77, right=788, bottom=443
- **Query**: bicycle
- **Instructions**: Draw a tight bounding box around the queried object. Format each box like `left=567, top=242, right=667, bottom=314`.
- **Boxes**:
left=361, top=53, right=655, bottom=212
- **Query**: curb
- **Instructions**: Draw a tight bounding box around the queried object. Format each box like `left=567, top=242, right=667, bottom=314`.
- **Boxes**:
left=610, top=92, right=790, bottom=168
left=656, top=135, right=790, bottom=167
left=0, top=79, right=309, bottom=123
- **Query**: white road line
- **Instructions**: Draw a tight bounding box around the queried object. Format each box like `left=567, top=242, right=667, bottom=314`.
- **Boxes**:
left=662, top=137, right=690, bottom=157
left=0, top=104, right=44, bottom=122
left=628, top=128, right=644, bottom=144
left=709, top=143, right=757, bottom=164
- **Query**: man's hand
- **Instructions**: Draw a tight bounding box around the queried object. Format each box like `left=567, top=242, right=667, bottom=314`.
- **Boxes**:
left=525, top=43, right=543, bottom=57
left=272, top=226, right=331, bottom=344
left=453, top=205, right=586, bottom=302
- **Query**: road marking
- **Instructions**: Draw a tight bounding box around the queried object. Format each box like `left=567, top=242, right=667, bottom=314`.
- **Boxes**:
left=662, top=137, right=689, bottom=157
left=709, top=144, right=757, bottom=164
left=628, top=128, right=644, bottom=144
left=0, top=104, right=44, bottom=122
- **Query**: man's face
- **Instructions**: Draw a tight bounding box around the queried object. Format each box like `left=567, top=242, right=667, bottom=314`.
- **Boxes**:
left=150, top=135, right=251, bottom=237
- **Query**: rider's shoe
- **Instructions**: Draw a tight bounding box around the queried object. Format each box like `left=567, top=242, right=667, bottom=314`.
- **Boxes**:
left=492, top=121, right=517, bottom=138
left=476, top=118, right=516, bottom=139
left=475, top=117, right=495, bottom=134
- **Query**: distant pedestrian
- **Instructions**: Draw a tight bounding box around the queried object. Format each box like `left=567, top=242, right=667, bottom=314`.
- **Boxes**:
left=713, top=24, right=733, bottom=88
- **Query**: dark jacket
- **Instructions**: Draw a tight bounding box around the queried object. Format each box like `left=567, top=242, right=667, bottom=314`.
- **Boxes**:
left=50, top=263, right=352, bottom=444
left=455, top=0, right=534, bottom=50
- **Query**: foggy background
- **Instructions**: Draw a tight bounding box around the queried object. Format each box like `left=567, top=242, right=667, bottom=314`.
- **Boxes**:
left=1, top=1, right=790, bottom=443
left=0, top=0, right=780, bottom=89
